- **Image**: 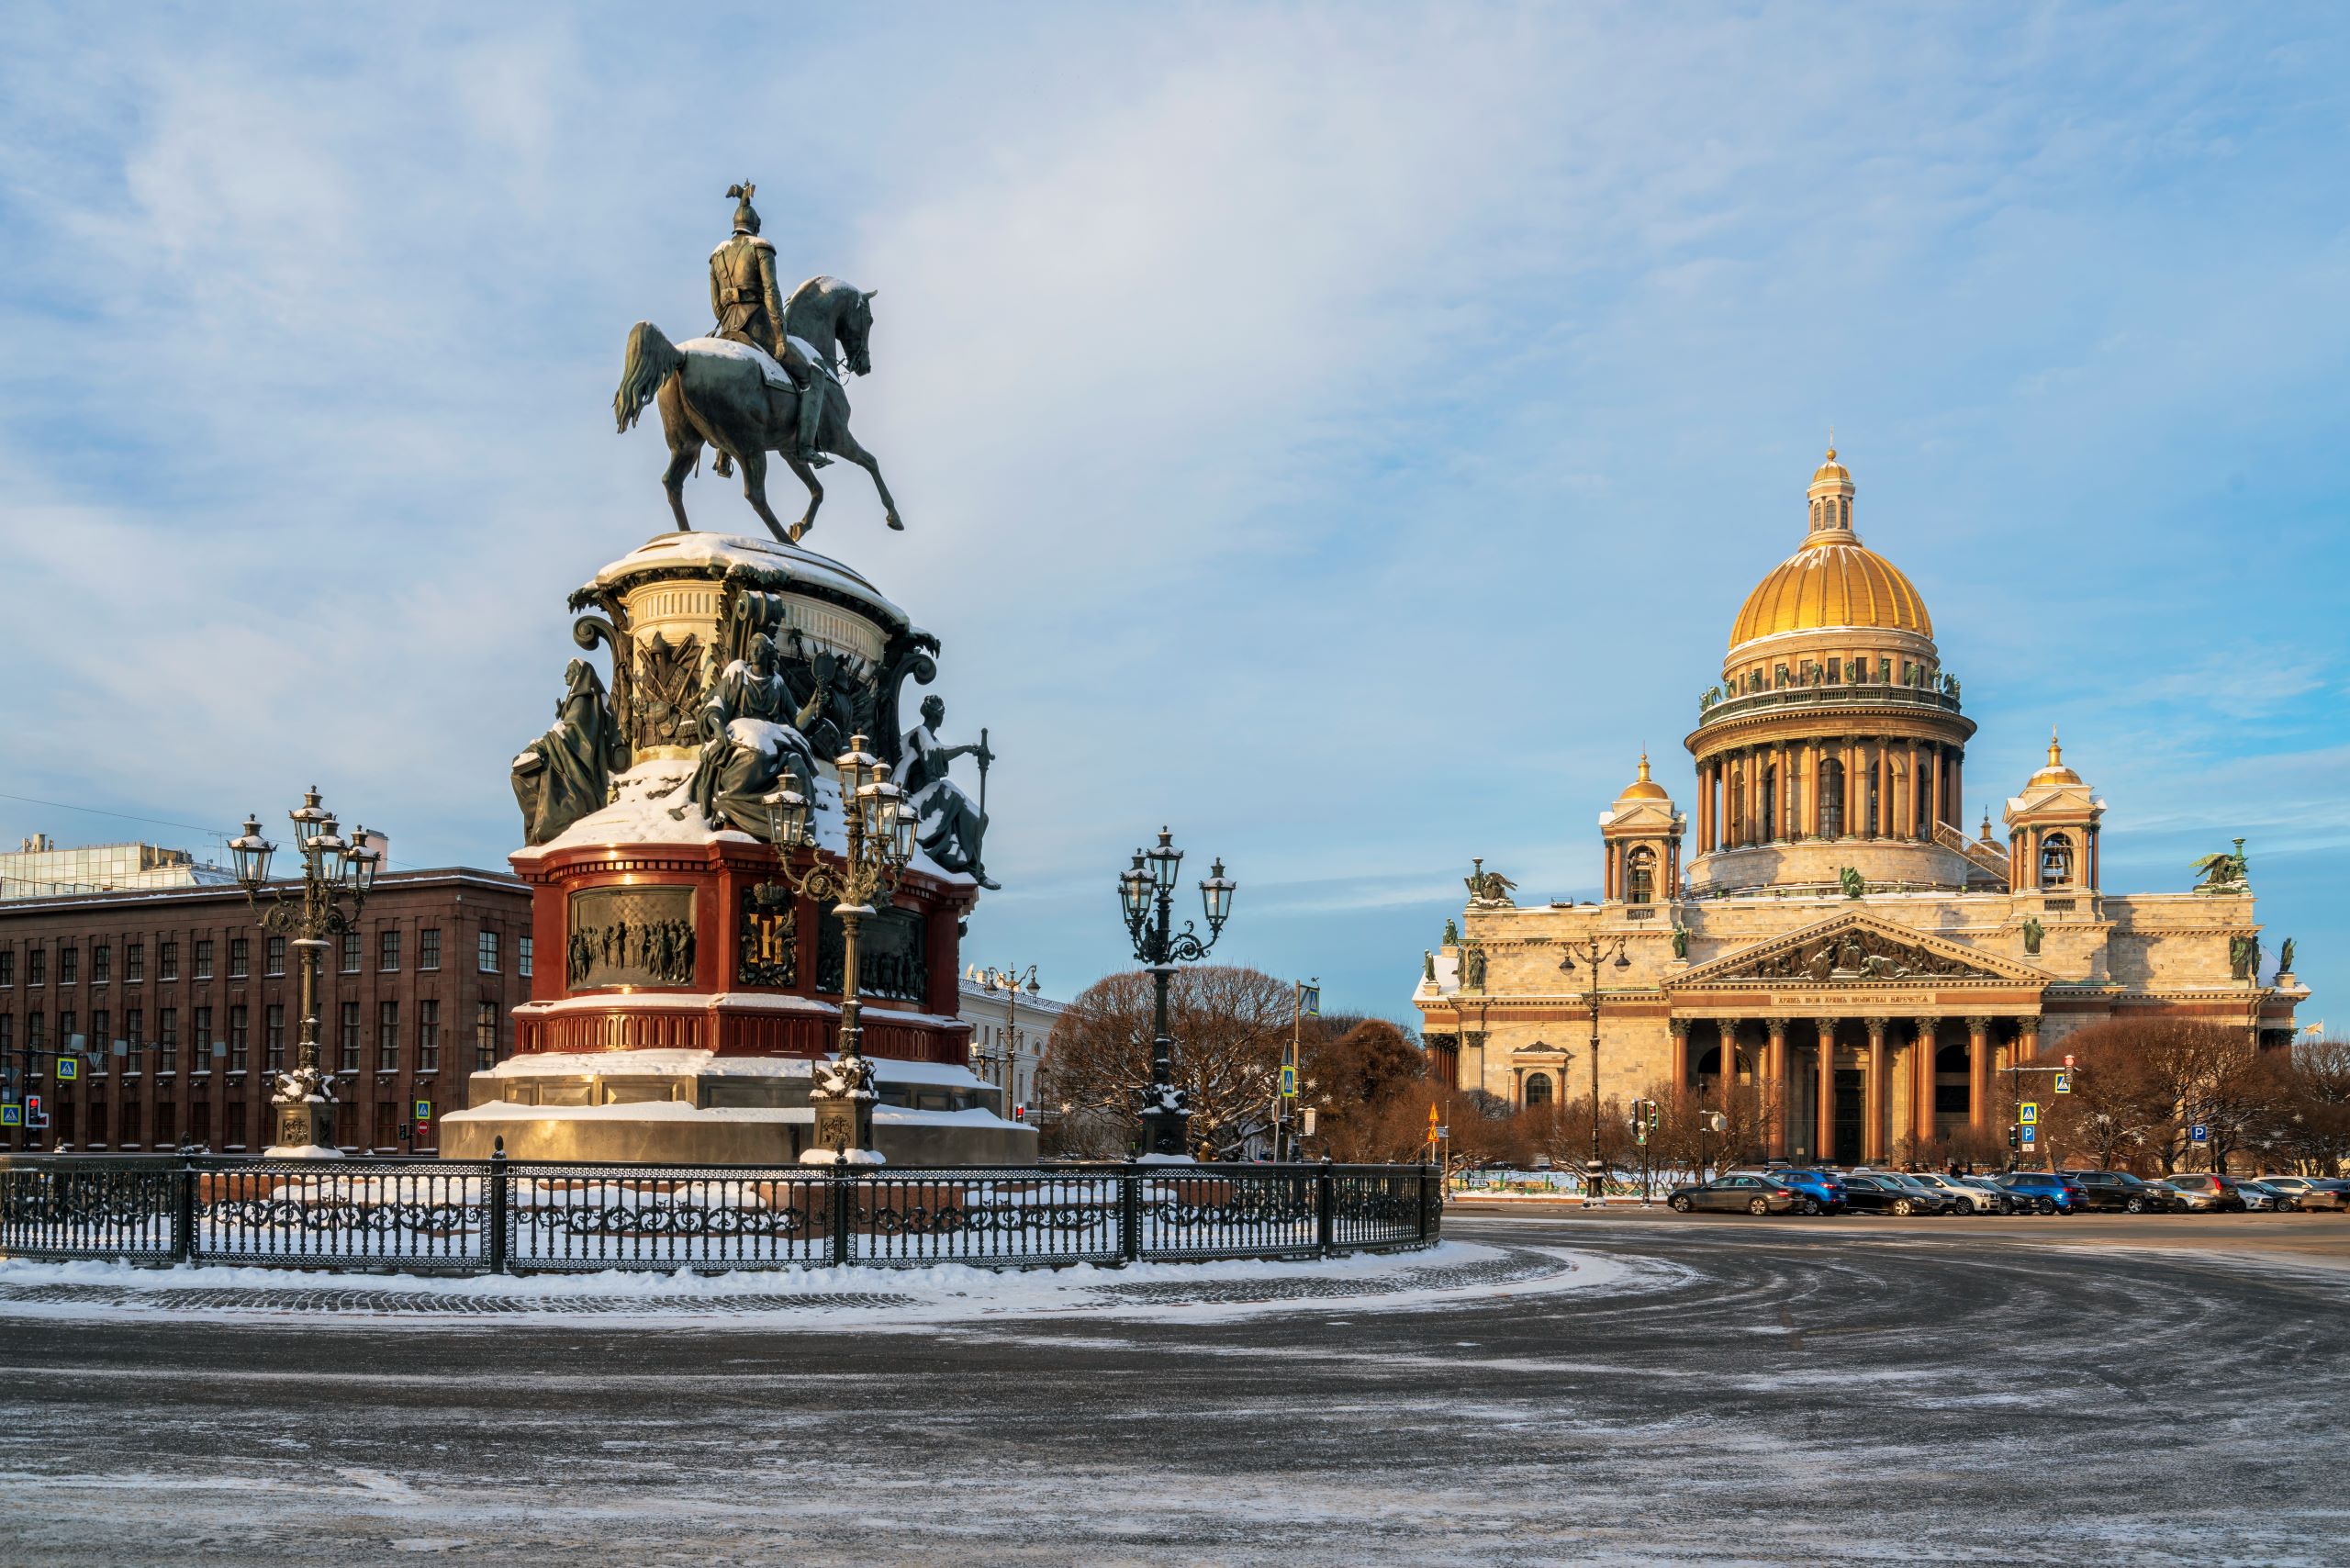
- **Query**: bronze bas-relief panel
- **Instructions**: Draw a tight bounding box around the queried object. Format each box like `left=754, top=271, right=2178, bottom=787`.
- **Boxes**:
left=566, top=886, right=699, bottom=990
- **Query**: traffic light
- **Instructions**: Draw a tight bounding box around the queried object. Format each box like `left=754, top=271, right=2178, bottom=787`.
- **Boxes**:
left=2008, top=1126, right=2020, bottom=1150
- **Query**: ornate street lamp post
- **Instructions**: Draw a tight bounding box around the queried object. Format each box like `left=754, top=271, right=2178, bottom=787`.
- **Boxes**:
left=763, top=735, right=918, bottom=1164
left=229, top=787, right=381, bottom=1158
left=968, top=963, right=1040, bottom=1119
left=1558, top=935, right=1631, bottom=1207
left=1118, top=828, right=1237, bottom=1159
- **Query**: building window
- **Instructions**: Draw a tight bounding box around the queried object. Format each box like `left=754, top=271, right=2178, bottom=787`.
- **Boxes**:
left=93, top=944, right=112, bottom=983
left=225, top=1100, right=244, bottom=1148
left=519, top=936, right=533, bottom=979
left=194, top=1005, right=213, bottom=1067
left=124, top=1009, right=143, bottom=1071
left=121, top=1102, right=142, bottom=1148
left=1523, top=1071, right=1554, bottom=1109
left=153, top=1103, right=176, bottom=1149
left=341, top=932, right=362, bottom=974
left=417, top=1000, right=440, bottom=1072
left=229, top=937, right=250, bottom=979
left=265, top=1004, right=285, bottom=1071
left=28, top=948, right=45, bottom=986
left=189, top=1100, right=212, bottom=1149
left=476, top=1001, right=500, bottom=1070
left=2040, top=833, right=2076, bottom=890
left=1625, top=846, right=1657, bottom=905
left=159, top=1007, right=178, bottom=1071
left=1818, top=758, right=1846, bottom=838
left=420, top=928, right=442, bottom=971
left=339, top=1002, right=361, bottom=1071
left=85, top=1010, right=104, bottom=1062
left=126, top=943, right=144, bottom=982
left=159, top=941, right=178, bottom=981
left=0, top=1016, right=9, bottom=1058
left=87, top=1104, right=106, bottom=1147
left=477, top=930, right=500, bottom=973
left=0, top=949, right=12, bottom=986
left=379, top=929, right=401, bottom=971
left=265, top=935, right=286, bottom=977
left=377, top=1001, right=400, bottom=1070
left=195, top=940, right=214, bottom=980
left=375, top=1101, right=397, bottom=1150
left=230, top=1004, right=250, bottom=1071
left=59, top=946, right=78, bottom=985
left=335, top=1100, right=357, bottom=1149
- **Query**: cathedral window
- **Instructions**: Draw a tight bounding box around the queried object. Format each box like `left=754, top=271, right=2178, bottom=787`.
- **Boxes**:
left=1523, top=1071, right=1553, bottom=1109
left=1625, top=846, right=1656, bottom=904
left=2040, top=833, right=2075, bottom=890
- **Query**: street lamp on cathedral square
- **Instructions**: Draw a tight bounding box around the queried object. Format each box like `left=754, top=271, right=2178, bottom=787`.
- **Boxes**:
left=1118, top=828, right=1237, bottom=1159
left=229, top=787, right=381, bottom=1157
left=762, top=734, right=919, bottom=1164
left=1559, top=935, right=1631, bottom=1206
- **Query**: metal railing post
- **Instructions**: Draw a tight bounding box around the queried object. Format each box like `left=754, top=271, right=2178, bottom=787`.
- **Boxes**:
left=1315, top=1157, right=1336, bottom=1258
left=486, top=1137, right=510, bottom=1275
left=1417, top=1155, right=1432, bottom=1242
left=172, top=1148, right=197, bottom=1263
left=830, top=1151, right=854, bottom=1268
left=1120, top=1157, right=1142, bottom=1264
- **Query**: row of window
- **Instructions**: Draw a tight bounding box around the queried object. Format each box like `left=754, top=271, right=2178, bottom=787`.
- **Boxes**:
left=0, top=1000, right=506, bottom=1075
left=49, top=1098, right=437, bottom=1152
left=0, top=930, right=528, bottom=986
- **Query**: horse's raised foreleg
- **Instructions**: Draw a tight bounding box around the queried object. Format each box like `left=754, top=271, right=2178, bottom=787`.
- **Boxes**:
left=661, top=443, right=698, bottom=532
left=829, top=427, right=904, bottom=532
left=782, top=453, right=824, bottom=543
left=737, top=448, right=793, bottom=545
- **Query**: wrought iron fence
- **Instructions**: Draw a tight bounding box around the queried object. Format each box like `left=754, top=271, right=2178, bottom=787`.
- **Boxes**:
left=0, top=1151, right=1439, bottom=1276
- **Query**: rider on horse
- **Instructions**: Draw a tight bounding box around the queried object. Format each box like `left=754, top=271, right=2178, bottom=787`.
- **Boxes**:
left=710, top=183, right=827, bottom=471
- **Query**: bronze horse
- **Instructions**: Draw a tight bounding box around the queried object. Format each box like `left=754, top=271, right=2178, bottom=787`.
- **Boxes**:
left=612, top=276, right=902, bottom=543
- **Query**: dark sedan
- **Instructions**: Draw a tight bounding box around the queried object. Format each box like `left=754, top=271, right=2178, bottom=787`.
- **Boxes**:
left=1839, top=1173, right=1951, bottom=1215
left=1667, top=1174, right=1807, bottom=1215
left=2060, top=1169, right=2171, bottom=1213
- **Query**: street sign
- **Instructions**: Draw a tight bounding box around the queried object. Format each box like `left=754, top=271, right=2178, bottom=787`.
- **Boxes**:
left=414, top=1100, right=432, bottom=1122
left=2020, top=1126, right=2038, bottom=1147
left=1298, top=981, right=1320, bottom=1016
left=0, top=1105, right=18, bottom=1128
left=55, top=1057, right=78, bottom=1081
left=2189, top=1124, right=2210, bottom=1144
left=2020, top=1103, right=2040, bottom=1126
left=112, top=1039, right=128, bottom=1058
left=1279, top=1065, right=1296, bottom=1098
left=2053, top=1073, right=2072, bottom=1094
left=1303, top=1108, right=1318, bottom=1137
left=1431, top=1123, right=1444, bottom=1139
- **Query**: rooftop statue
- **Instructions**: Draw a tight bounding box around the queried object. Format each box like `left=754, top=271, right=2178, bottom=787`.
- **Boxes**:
left=613, top=182, right=902, bottom=544
left=2190, top=837, right=2249, bottom=894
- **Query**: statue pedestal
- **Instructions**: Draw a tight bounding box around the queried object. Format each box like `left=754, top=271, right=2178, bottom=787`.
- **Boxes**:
left=265, top=1099, right=341, bottom=1159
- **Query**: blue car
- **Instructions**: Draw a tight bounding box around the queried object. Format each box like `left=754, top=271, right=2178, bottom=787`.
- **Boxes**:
left=1770, top=1168, right=1849, bottom=1215
left=1997, top=1170, right=2087, bottom=1214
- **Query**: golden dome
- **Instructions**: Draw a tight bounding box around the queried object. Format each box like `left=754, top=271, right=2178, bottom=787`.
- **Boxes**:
left=1617, top=752, right=1669, bottom=801
left=2029, top=731, right=2082, bottom=787
left=1728, top=448, right=1932, bottom=648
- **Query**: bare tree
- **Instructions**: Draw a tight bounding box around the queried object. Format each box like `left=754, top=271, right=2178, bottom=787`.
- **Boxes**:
left=1036, top=966, right=1294, bottom=1159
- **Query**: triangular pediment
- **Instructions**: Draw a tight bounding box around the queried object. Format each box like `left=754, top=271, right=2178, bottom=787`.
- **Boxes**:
left=1671, top=912, right=2049, bottom=989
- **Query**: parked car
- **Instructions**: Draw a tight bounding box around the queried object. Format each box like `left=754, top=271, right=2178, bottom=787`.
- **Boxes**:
left=2257, top=1175, right=2350, bottom=1212
left=1838, top=1173, right=1950, bottom=1216
left=1909, top=1172, right=2000, bottom=1214
left=1994, top=1171, right=2086, bottom=1214
left=1666, top=1174, right=1807, bottom=1215
left=2059, top=1169, right=2168, bottom=1214
left=2158, top=1173, right=2246, bottom=1213
left=1770, top=1168, right=1850, bottom=1215
left=2130, top=1178, right=2194, bottom=1214
left=2234, top=1180, right=2290, bottom=1213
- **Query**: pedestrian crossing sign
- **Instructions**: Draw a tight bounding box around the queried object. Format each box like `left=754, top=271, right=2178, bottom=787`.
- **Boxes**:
left=0, top=1104, right=18, bottom=1128
left=56, top=1057, right=79, bottom=1081
left=2020, top=1103, right=2040, bottom=1126
left=414, top=1100, right=432, bottom=1122
left=2054, top=1072, right=2072, bottom=1094
left=1279, top=1065, right=1296, bottom=1099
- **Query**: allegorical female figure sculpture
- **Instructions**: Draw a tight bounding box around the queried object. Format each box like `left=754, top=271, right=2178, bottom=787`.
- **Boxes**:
left=901, top=695, right=995, bottom=887
left=512, top=660, right=628, bottom=845
left=671, top=633, right=825, bottom=838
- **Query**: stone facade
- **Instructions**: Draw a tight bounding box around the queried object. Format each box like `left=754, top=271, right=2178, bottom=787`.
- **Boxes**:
left=1414, top=452, right=2306, bottom=1163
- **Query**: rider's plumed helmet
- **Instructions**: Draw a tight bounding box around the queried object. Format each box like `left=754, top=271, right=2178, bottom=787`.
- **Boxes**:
left=726, top=182, right=762, bottom=236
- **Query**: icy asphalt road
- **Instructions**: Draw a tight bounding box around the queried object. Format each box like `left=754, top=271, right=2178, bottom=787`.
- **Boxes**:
left=1, top=1212, right=2344, bottom=1567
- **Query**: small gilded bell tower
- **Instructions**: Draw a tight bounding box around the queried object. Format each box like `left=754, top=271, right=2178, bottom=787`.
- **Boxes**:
left=2004, top=732, right=2103, bottom=895
left=1600, top=754, right=1685, bottom=907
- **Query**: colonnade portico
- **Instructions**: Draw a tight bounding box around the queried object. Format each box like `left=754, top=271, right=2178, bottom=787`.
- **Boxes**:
left=1669, top=1010, right=2042, bottom=1163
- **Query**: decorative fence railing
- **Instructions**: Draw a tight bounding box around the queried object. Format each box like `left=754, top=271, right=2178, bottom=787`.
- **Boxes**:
left=0, top=1149, right=1440, bottom=1275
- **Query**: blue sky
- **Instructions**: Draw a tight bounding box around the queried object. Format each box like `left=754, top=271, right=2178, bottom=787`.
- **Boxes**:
left=2, top=4, right=2344, bottom=1025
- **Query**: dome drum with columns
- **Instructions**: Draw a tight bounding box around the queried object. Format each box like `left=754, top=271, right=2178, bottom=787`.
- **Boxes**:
left=1414, top=448, right=2306, bottom=1169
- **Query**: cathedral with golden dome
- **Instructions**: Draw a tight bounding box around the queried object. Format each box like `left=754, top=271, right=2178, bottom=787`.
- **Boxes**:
left=1415, top=449, right=2307, bottom=1165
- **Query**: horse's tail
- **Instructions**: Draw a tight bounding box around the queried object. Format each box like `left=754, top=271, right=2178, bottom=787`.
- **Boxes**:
left=613, top=320, right=686, bottom=432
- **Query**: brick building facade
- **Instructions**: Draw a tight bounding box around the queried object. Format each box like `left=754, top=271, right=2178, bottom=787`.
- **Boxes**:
left=0, top=869, right=532, bottom=1154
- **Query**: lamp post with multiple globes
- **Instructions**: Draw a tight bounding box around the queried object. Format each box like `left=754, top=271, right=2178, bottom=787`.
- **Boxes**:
left=1118, top=828, right=1237, bottom=1159
left=228, top=787, right=382, bottom=1158
left=1557, top=935, right=1631, bottom=1205
left=761, top=735, right=919, bottom=1163
left=967, top=963, right=1040, bottom=1120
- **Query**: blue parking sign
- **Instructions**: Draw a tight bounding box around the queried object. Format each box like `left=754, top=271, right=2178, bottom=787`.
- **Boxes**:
left=2189, top=1124, right=2210, bottom=1144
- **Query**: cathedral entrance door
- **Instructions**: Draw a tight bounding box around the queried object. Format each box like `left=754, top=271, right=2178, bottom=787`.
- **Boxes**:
left=1833, top=1069, right=1865, bottom=1166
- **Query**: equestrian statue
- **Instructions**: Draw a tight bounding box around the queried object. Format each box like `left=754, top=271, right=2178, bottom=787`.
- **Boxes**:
left=613, top=182, right=903, bottom=545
